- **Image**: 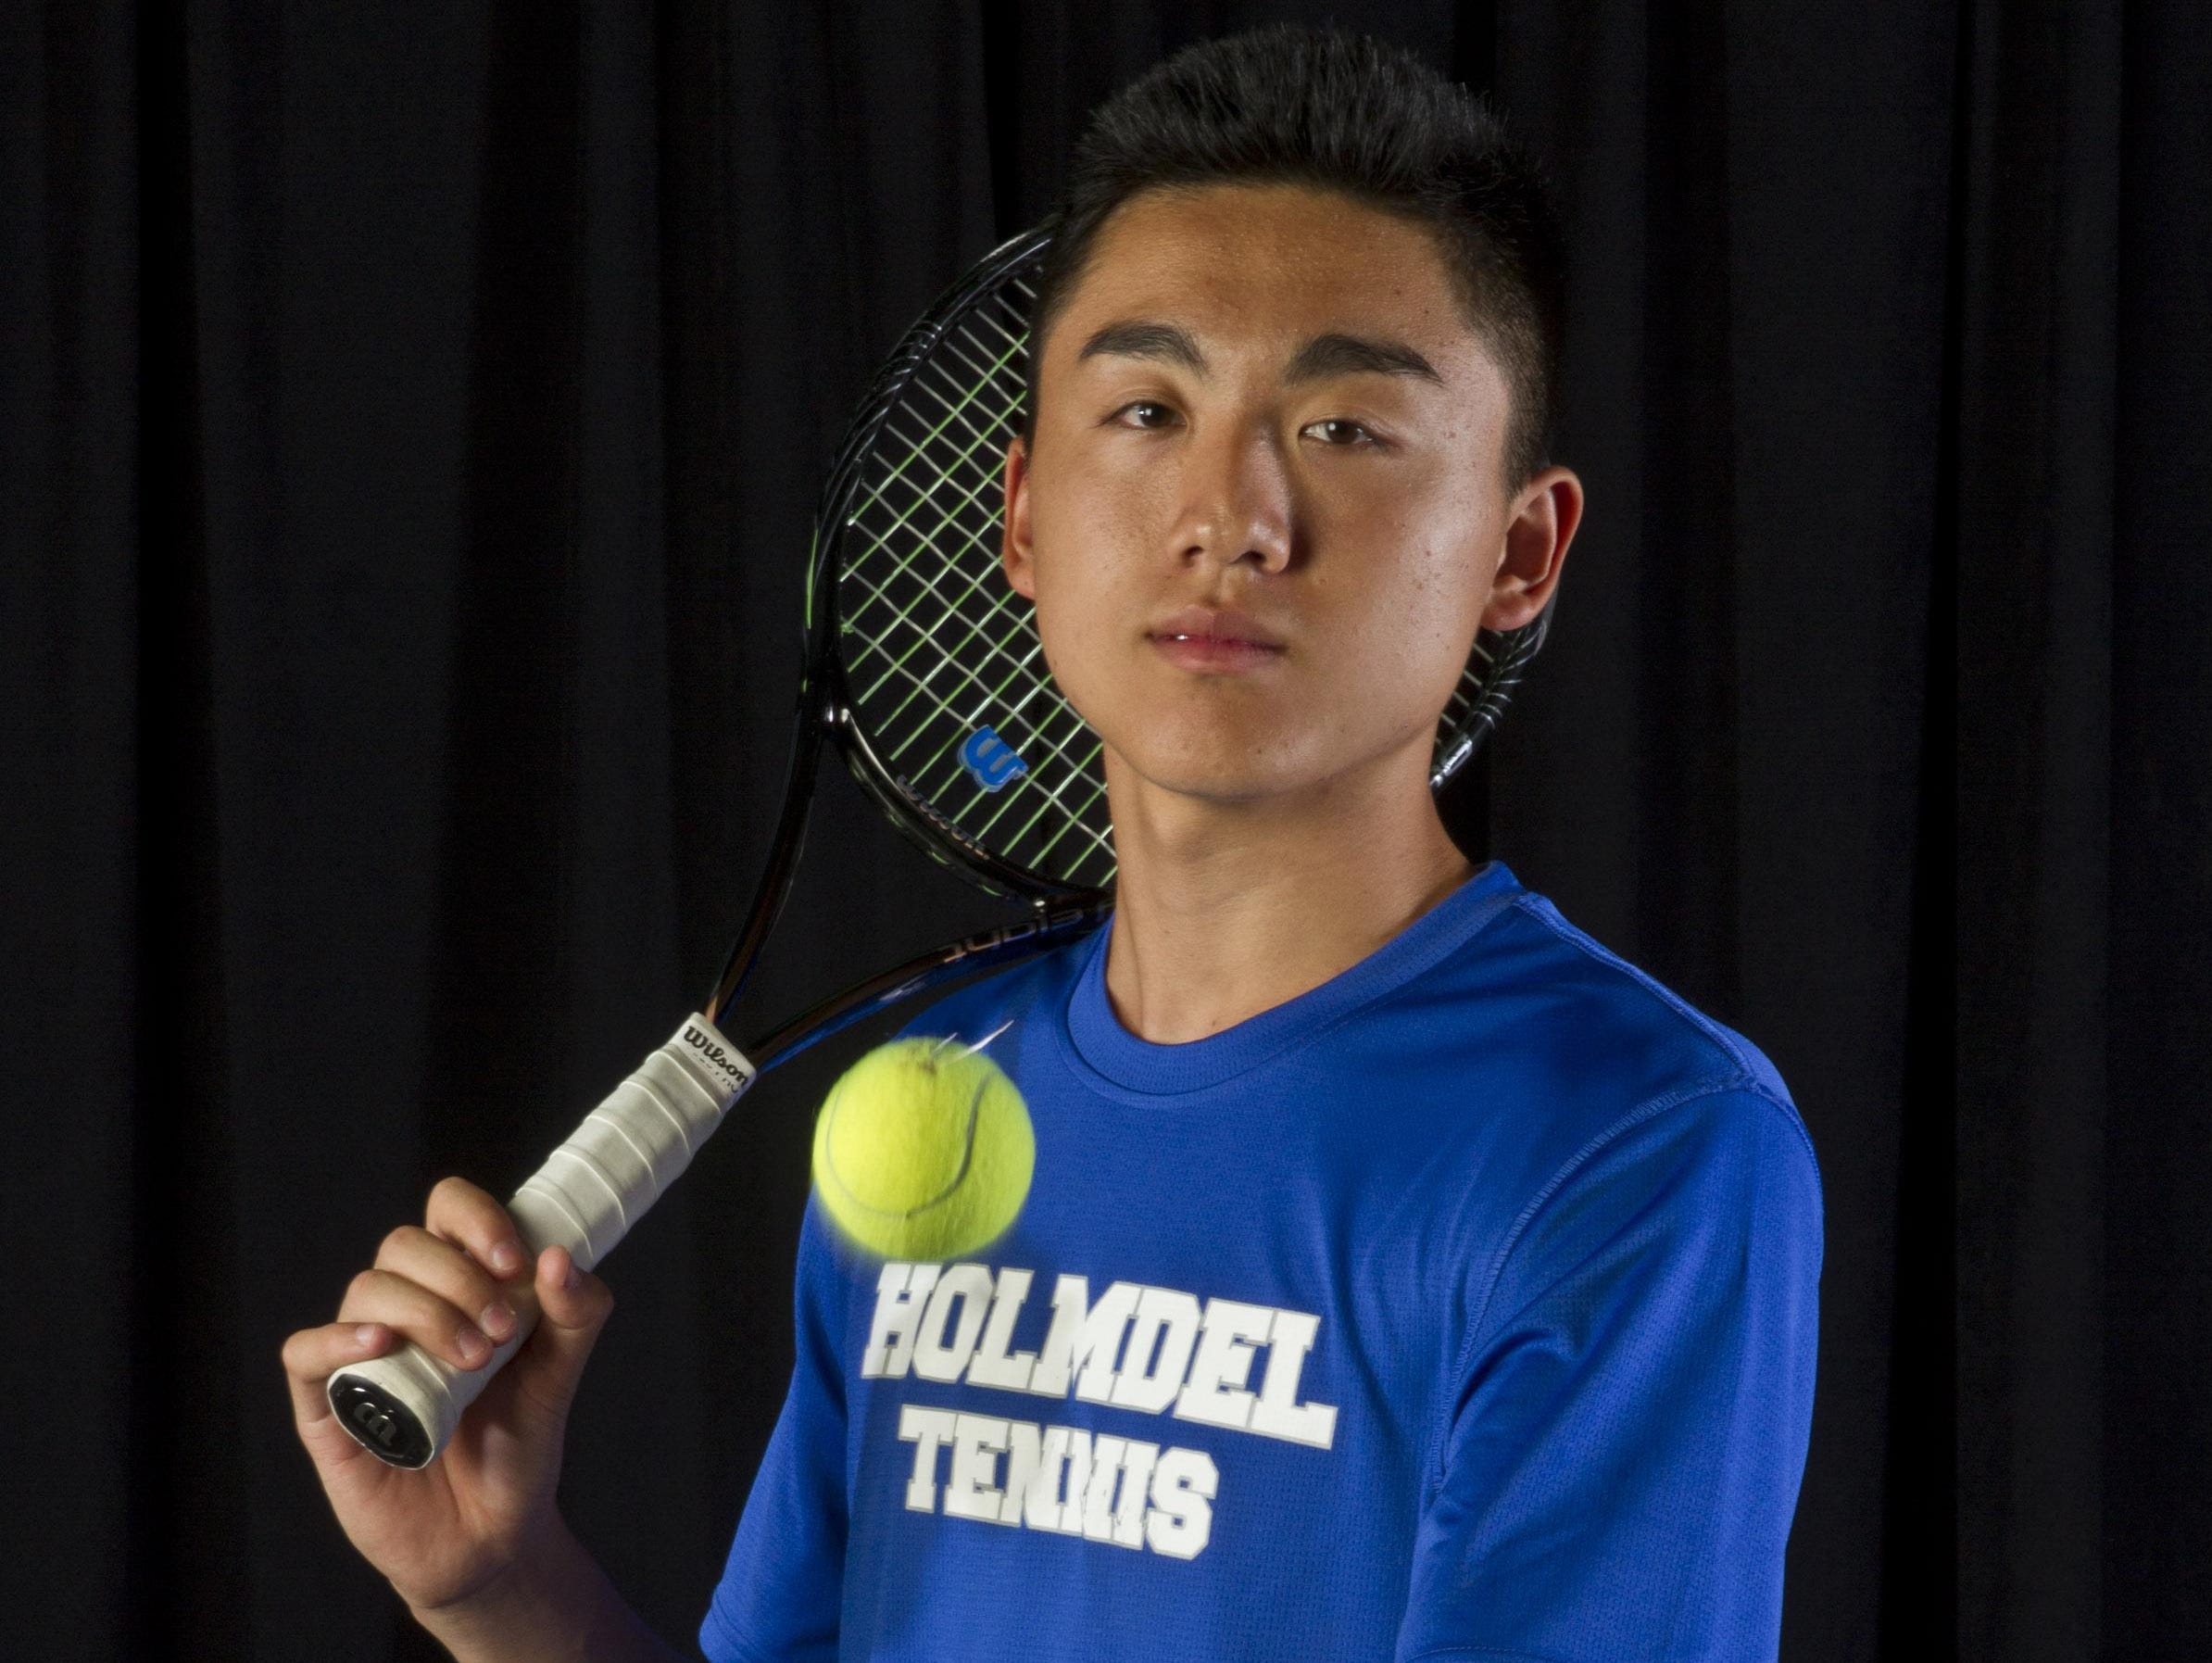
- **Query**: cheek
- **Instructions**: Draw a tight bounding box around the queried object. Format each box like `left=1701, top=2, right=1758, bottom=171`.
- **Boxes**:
left=1409, top=540, right=1492, bottom=646
left=1025, top=450, right=1164, bottom=625
left=1344, top=555, right=1477, bottom=700
left=1024, top=482, right=1128, bottom=714
left=1313, top=502, right=1494, bottom=722
left=1321, top=477, right=1489, bottom=627
left=1025, top=503, right=1098, bottom=647
left=1404, top=466, right=1496, bottom=618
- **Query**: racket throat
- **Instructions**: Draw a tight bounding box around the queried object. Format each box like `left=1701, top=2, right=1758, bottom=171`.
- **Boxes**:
left=706, top=712, right=829, bottom=1025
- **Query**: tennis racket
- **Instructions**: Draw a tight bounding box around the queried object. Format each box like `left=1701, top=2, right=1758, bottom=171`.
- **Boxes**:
left=324, top=224, right=1555, bottom=1469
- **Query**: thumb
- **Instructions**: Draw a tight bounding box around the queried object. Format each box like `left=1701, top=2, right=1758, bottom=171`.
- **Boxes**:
left=506, top=1244, right=614, bottom=1428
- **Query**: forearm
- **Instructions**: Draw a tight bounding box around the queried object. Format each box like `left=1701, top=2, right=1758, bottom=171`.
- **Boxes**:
left=412, top=1526, right=687, bottom=1663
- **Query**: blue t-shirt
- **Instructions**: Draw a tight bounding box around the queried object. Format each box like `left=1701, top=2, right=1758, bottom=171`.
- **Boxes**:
left=700, top=861, right=1823, bottom=1662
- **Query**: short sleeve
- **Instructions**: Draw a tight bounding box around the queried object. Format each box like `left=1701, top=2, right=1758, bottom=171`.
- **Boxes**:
left=699, top=1196, right=850, bottom=1663
left=1394, top=1087, right=1824, bottom=1663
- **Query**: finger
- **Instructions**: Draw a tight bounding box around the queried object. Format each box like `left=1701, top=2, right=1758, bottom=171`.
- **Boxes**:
left=422, top=1176, right=531, bottom=1281
left=283, top=1319, right=394, bottom=1435
left=506, top=1245, right=614, bottom=1422
left=372, top=1224, right=523, bottom=1348
left=336, top=1266, right=497, bottom=1372
left=535, top=1244, right=613, bottom=1333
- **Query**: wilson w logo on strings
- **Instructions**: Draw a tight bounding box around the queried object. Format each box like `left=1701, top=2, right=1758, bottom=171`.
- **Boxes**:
left=960, top=727, right=1029, bottom=792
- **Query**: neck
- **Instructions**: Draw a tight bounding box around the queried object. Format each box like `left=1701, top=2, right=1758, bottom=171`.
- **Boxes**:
left=1100, top=739, right=1475, bottom=1045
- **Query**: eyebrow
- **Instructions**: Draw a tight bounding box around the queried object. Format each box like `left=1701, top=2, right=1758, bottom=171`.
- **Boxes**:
left=1284, top=332, right=1441, bottom=385
left=1076, top=320, right=1205, bottom=371
left=1074, top=320, right=1441, bottom=385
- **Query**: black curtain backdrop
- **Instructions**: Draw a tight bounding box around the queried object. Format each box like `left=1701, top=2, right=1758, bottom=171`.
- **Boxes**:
left=5, top=1, right=2206, bottom=1658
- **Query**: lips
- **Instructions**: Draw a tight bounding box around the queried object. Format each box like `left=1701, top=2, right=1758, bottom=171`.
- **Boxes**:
left=1148, top=605, right=1285, bottom=649
left=1146, top=606, right=1287, bottom=674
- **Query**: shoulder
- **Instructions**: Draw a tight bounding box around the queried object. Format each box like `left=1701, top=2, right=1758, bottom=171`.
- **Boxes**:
left=1371, top=877, right=1822, bottom=1251
left=1439, top=884, right=1811, bottom=1147
left=1537, top=889, right=1814, bottom=1180
left=1484, top=888, right=1793, bottom=1102
left=886, top=915, right=1100, bottom=1053
left=1465, top=889, right=1824, bottom=1281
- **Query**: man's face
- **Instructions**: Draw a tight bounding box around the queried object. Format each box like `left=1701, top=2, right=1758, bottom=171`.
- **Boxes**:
left=1003, top=182, right=1558, bottom=807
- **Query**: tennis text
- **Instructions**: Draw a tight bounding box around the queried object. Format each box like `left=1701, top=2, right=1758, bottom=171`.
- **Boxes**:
left=896, top=1406, right=1217, bottom=1558
left=861, top=1262, right=1339, bottom=1560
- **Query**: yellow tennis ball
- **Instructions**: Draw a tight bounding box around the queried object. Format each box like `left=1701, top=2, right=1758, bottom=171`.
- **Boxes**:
left=811, top=1038, right=1034, bottom=1260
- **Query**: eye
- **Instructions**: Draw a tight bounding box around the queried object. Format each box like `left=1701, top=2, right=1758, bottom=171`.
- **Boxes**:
left=1111, top=400, right=1182, bottom=431
left=1302, top=417, right=1379, bottom=447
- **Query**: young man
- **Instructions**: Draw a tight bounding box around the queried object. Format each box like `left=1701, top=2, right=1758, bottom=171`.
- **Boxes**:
left=283, top=26, right=1822, bottom=1663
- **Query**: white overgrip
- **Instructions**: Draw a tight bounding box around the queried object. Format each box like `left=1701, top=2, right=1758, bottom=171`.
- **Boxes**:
left=507, top=1014, right=755, bottom=1270
left=325, top=1014, right=756, bottom=1467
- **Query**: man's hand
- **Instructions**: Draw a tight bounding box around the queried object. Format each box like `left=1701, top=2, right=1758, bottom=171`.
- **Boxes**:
left=282, top=1177, right=614, bottom=1620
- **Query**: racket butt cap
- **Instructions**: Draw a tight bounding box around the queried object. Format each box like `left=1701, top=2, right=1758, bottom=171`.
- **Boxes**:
left=328, top=1374, right=435, bottom=1469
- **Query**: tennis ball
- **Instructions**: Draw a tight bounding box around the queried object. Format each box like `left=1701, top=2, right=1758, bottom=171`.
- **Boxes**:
left=811, top=1037, right=1034, bottom=1260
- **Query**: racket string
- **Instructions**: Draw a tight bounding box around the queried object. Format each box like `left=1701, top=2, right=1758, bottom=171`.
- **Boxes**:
left=837, top=301, right=1117, bottom=890
left=831, top=309, right=1106, bottom=818
left=842, top=413, right=1056, bottom=732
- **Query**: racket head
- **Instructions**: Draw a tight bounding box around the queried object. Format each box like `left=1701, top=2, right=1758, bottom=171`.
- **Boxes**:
left=811, top=227, right=1554, bottom=905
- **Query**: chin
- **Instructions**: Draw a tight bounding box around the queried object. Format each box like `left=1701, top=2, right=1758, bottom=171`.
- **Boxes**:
left=1104, top=724, right=1333, bottom=806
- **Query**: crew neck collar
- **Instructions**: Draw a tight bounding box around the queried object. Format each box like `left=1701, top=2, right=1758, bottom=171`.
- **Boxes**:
left=1059, top=859, right=1525, bottom=1098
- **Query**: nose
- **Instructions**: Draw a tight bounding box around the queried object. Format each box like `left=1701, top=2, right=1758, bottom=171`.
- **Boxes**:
left=1168, top=420, right=1293, bottom=577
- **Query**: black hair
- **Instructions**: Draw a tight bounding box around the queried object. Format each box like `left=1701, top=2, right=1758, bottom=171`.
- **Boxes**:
left=1026, top=24, right=1565, bottom=489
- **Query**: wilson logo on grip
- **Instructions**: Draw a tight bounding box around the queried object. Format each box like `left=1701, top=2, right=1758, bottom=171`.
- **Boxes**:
left=681, top=1025, right=749, bottom=1088
left=960, top=727, right=1029, bottom=793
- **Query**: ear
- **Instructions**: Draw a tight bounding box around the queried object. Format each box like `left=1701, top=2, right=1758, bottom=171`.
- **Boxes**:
left=1481, top=465, right=1583, bottom=633
left=1000, top=435, right=1037, bottom=600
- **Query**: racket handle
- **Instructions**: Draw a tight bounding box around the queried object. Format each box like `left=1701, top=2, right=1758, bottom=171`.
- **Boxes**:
left=324, top=1014, right=756, bottom=1468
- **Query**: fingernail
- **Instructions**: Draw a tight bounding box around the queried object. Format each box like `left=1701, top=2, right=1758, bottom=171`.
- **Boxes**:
left=480, top=1302, right=515, bottom=1341
left=455, top=1326, right=489, bottom=1367
left=355, top=1323, right=384, bottom=1349
left=563, top=1257, right=583, bottom=1291
left=490, top=1241, right=525, bottom=1276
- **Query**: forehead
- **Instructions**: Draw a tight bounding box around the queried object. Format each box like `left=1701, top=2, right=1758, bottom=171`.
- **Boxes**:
left=1049, top=183, right=1484, bottom=370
